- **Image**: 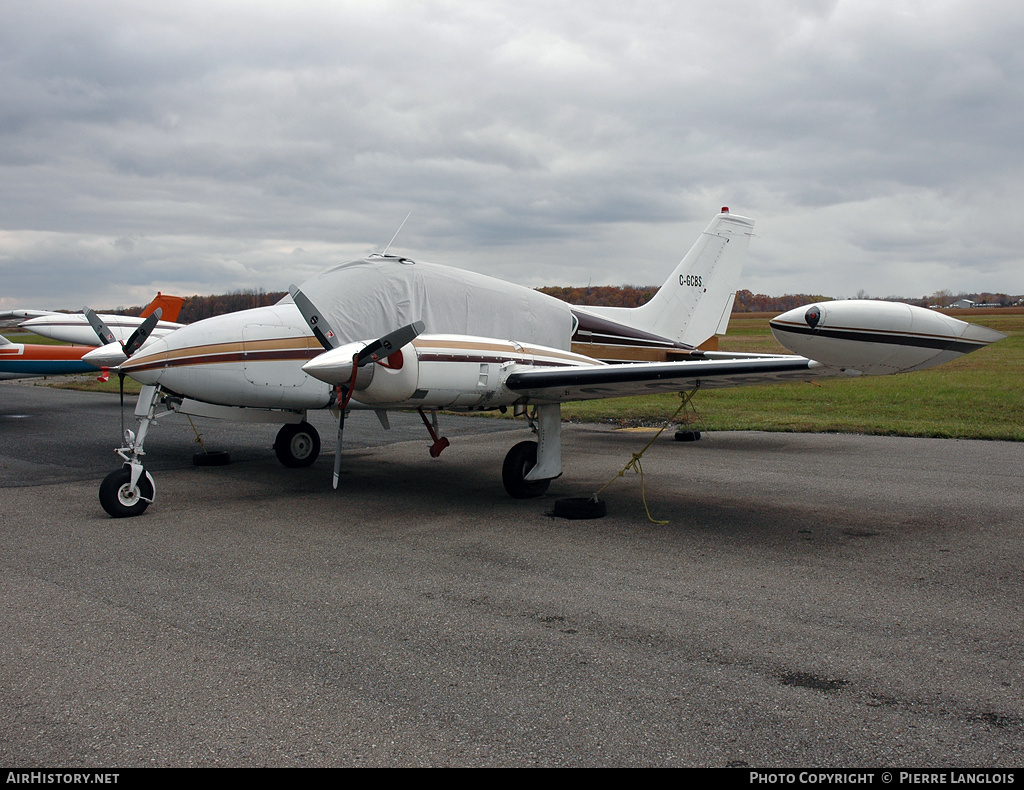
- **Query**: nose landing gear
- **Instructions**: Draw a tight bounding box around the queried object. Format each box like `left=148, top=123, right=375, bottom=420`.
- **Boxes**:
left=99, top=464, right=156, bottom=518
left=99, top=384, right=166, bottom=518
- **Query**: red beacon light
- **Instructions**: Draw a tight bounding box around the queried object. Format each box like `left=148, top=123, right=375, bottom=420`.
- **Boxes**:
left=721, top=206, right=729, bottom=213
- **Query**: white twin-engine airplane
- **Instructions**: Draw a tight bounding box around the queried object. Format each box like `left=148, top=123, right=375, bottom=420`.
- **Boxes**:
left=82, top=209, right=1005, bottom=518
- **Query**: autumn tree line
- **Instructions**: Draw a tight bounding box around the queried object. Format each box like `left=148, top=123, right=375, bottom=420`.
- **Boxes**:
left=110, top=286, right=1022, bottom=323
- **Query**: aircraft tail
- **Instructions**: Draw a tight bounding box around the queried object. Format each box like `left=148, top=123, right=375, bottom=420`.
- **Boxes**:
left=140, top=292, right=185, bottom=323
left=577, top=209, right=754, bottom=348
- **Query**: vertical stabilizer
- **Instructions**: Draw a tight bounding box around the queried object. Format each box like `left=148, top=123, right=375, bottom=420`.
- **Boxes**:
left=633, top=208, right=753, bottom=346
left=140, top=292, right=185, bottom=323
left=571, top=209, right=754, bottom=349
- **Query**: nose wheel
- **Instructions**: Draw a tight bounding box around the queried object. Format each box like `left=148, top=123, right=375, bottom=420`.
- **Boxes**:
left=99, top=466, right=156, bottom=518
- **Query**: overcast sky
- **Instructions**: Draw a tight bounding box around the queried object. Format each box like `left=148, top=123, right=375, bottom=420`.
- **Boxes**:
left=2, top=0, right=1022, bottom=311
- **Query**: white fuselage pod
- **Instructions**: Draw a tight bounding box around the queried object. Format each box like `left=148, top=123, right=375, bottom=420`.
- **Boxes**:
left=769, top=301, right=1005, bottom=375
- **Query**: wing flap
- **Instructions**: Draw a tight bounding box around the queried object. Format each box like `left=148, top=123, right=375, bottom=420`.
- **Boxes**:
left=505, top=356, right=831, bottom=403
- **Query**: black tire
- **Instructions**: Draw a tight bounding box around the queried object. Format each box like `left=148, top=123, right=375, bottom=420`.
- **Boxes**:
left=99, top=467, right=155, bottom=518
left=193, top=449, right=231, bottom=466
left=674, top=429, right=701, bottom=442
left=274, top=421, right=321, bottom=468
left=502, top=440, right=551, bottom=499
left=551, top=497, right=607, bottom=520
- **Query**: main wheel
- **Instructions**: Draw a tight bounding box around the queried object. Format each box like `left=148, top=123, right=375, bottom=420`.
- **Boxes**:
left=99, top=467, right=155, bottom=518
left=274, top=421, right=321, bottom=468
left=502, top=440, right=551, bottom=499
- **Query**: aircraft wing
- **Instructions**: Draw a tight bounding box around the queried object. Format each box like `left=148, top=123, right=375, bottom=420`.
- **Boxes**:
left=504, top=355, right=833, bottom=403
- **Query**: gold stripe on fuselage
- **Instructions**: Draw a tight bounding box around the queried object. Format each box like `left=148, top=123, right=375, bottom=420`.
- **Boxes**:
left=122, top=336, right=322, bottom=372
left=412, top=338, right=594, bottom=366
left=122, top=334, right=594, bottom=374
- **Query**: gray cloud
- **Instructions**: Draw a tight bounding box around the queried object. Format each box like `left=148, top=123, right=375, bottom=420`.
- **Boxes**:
left=2, top=0, right=1022, bottom=311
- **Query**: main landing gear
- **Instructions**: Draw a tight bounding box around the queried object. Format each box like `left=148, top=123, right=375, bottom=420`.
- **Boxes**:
left=274, top=421, right=321, bottom=467
left=97, top=393, right=566, bottom=512
left=501, top=403, right=562, bottom=499
left=502, top=440, right=550, bottom=498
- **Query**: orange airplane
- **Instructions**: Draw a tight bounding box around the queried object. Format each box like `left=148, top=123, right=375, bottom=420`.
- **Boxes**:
left=0, top=334, right=97, bottom=381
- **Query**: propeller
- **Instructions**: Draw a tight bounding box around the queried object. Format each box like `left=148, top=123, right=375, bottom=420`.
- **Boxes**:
left=355, top=321, right=425, bottom=367
left=289, top=284, right=425, bottom=489
left=333, top=407, right=346, bottom=490
left=289, top=285, right=340, bottom=350
left=82, top=307, right=162, bottom=359
left=123, top=309, right=162, bottom=356
left=83, top=307, right=162, bottom=438
left=84, top=308, right=117, bottom=346
left=289, top=285, right=349, bottom=486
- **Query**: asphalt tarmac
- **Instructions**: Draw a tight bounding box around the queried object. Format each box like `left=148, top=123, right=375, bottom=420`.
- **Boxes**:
left=1, top=380, right=1022, bottom=767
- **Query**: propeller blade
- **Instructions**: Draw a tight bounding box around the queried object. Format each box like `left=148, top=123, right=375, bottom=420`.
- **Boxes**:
left=289, top=285, right=340, bottom=350
left=119, top=370, right=126, bottom=439
left=83, top=308, right=117, bottom=346
left=333, top=405, right=345, bottom=490
left=122, top=308, right=162, bottom=357
left=356, top=321, right=425, bottom=366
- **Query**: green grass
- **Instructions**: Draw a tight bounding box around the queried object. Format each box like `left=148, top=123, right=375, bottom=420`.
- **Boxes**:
left=558, top=310, right=1024, bottom=441
left=48, top=376, right=143, bottom=394
left=1, top=331, right=71, bottom=346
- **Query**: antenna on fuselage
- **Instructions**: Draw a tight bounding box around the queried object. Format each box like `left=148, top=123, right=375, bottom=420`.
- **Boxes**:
left=380, top=212, right=412, bottom=257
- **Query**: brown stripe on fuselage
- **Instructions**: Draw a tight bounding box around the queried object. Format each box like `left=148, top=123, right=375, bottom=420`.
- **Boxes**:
left=121, top=336, right=323, bottom=374
left=121, top=335, right=593, bottom=376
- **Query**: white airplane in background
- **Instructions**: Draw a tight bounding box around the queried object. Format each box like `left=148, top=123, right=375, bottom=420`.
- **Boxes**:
left=8, top=292, right=185, bottom=348
left=82, top=209, right=1005, bottom=518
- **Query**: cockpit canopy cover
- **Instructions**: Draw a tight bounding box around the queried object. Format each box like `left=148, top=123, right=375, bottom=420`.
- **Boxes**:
left=292, top=257, right=573, bottom=350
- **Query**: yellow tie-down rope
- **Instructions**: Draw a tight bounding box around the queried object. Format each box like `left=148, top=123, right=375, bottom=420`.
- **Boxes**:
left=186, top=414, right=209, bottom=452
left=592, top=388, right=701, bottom=525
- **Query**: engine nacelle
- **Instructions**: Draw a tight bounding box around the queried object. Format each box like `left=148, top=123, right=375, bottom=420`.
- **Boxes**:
left=302, top=340, right=421, bottom=404
left=303, top=334, right=597, bottom=409
left=769, top=300, right=1004, bottom=375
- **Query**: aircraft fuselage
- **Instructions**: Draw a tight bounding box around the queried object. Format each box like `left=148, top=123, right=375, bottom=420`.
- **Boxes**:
left=115, top=256, right=593, bottom=412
